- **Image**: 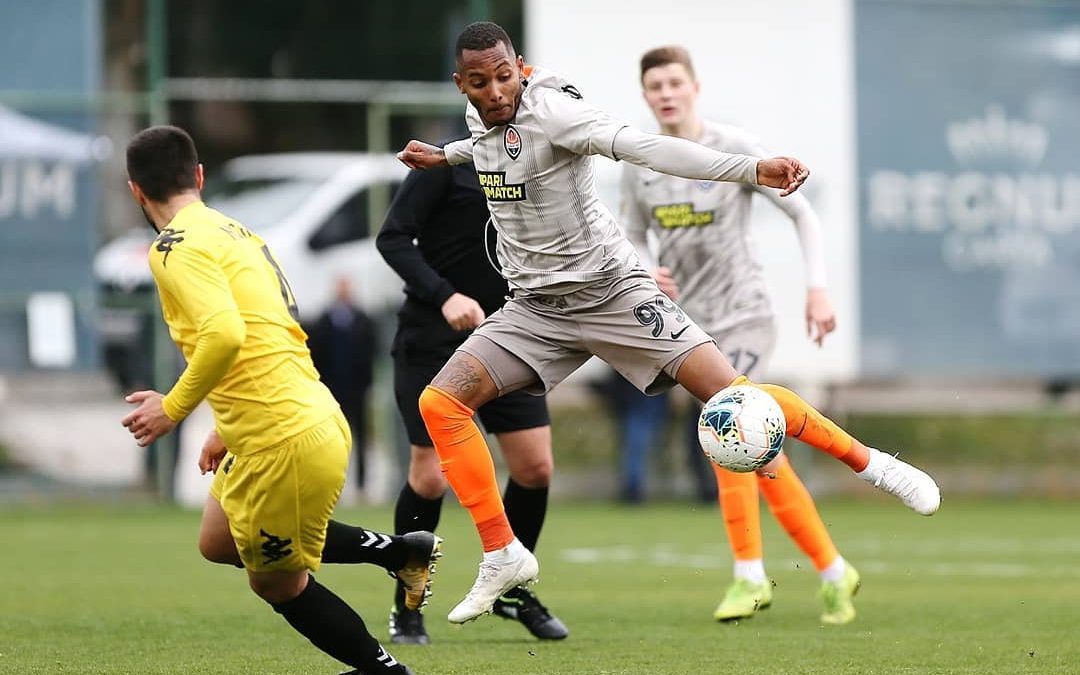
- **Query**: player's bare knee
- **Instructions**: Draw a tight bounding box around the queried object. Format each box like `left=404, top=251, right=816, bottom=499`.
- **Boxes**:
left=196, top=537, right=221, bottom=563
left=198, top=531, right=239, bottom=565
left=410, top=470, right=448, bottom=499
left=429, top=352, right=498, bottom=408
left=407, top=446, right=447, bottom=497
left=511, top=455, right=553, bottom=487
left=249, top=571, right=307, bottom=604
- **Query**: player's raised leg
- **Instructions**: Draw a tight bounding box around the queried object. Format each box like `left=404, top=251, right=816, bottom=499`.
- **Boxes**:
left=198, top=492, right=442, bottom=612
left=321, top=522, right=443, bottom=611
left=213, top=440, right=435, bottom=584
left=230, top=417, right=412, bottom=675
left=417, top=351, right=539, bottom=623
left=674, top=343, right=940, bottom=515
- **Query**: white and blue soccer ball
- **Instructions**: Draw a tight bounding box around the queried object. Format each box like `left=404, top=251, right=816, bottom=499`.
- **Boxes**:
left=698, top=385, right=786, bottom=473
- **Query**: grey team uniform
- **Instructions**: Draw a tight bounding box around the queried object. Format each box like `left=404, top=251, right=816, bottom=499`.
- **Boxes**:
left=442, top=67, right=764, bottom=395
left=620, top=120, right=828, bottom=378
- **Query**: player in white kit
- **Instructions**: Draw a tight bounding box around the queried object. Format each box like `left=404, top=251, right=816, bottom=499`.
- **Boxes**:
left=398, top=21, right=940, bottom=626
left=622, top=45, right=859, bottom=625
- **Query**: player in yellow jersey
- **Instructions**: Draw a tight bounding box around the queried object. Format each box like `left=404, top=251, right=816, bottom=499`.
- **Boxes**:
left=120, top=125, right=435, bottom=675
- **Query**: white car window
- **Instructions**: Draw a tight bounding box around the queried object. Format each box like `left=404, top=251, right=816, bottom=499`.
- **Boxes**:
left=206, top=178, right=322, bottom=231
left=310, top=189, right=370, bottom=251
left=308, top=181, right=401, bottom=251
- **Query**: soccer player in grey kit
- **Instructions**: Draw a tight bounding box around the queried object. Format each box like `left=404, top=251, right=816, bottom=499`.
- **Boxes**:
left=622, top=45, right=859, bottom=625
left=399, top=21, right=940, bottom=626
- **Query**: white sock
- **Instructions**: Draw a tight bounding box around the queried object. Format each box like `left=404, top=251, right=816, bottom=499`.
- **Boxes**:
left=819, top=556, right=846, bottom=583
left=734, top=559, right=767, bottom=583
left=483, top=537, right=525, bottom=563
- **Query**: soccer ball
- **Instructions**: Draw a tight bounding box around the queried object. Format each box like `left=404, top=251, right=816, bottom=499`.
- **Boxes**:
left=697, top=385, right=786, bottom=473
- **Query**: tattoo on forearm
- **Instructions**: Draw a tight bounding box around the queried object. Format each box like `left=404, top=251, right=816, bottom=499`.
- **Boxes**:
left=434, top=358, right=482, bottom=397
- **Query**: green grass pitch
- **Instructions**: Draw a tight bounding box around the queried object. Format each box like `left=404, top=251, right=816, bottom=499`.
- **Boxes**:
left=3, top=498, right=1079, bottom=674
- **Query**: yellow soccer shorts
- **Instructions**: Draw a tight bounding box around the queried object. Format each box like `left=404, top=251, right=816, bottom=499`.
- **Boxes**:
left=209, top=411, right=351, bottom=572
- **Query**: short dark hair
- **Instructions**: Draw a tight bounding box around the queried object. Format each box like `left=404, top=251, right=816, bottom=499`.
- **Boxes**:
left=640, top=45, right=696, bottom=82
left=455, top=21, right=516, bottom=63
left=126, top=125, right=199, bottom=202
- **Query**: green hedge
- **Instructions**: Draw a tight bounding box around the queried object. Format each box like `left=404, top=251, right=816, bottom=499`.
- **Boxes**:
left=550, top=404, right=1080, bottom=469
left=840, top=412, right=1080, bottom=465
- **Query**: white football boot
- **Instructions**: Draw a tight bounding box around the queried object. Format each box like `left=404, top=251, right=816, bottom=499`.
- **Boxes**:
left=448, top=539, right=539, bottom=624
left=858, top=448, right=941, bottom=516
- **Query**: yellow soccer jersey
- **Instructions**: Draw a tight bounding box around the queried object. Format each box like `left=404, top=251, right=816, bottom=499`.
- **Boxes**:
left=148, top=201, right=339, bottom=455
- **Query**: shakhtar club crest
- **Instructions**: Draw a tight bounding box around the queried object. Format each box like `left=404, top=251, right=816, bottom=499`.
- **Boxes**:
left=504, top=125, right=521, bottom=160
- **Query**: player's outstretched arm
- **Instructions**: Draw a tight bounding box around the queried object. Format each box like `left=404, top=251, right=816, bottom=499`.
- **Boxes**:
left=613, top=127, right=759, bottom=186
left=756, top=157, right=810, bottom=196
left=397, top=141, right=448, bottom=170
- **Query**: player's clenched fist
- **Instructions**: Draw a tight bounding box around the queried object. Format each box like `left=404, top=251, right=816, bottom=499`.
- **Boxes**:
left=441, top=292, right=486, bottom=331
left=397, top=140, right=449, bottom=170
left=756, top=157, right=810, bottom=197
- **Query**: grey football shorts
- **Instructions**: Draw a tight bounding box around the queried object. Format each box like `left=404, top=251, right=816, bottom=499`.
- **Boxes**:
left=457, top=268, right=713, bottom=396
left=711, top=318, right=777, bottom=380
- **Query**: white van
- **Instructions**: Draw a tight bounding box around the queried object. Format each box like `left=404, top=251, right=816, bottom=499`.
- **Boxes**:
left=95, top=151, right=409, bottom=318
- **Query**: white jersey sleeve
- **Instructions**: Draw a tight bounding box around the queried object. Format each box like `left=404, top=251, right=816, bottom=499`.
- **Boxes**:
left=443, top=103, right=485, bottom=165
left=731, top=129, right=827, bottom=289
left=444, top=138, right=473, bottom=165
left=612, top=126, right=759, bottom=185
left=530, top=86, right=628, bottom=160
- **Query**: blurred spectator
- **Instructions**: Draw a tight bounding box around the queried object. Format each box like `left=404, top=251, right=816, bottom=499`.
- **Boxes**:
left=305, top=276, right=377, bottom=488
left=605, top=371, right=715, bottom=504
left=608, top=373, right=667, bottom=503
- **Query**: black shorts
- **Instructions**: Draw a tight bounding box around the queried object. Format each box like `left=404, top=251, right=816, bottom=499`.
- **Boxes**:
left=393, top=350, right=551, bottom=447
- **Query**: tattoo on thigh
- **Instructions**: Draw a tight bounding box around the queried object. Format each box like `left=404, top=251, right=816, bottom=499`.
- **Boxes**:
left=433, top=357, right=483, bottom=397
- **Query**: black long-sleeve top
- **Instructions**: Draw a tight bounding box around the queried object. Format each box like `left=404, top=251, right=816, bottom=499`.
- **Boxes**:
left=376, top=155, right=508, bottom=358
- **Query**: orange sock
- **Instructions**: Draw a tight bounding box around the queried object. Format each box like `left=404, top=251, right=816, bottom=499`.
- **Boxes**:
left=418, top=385, right=513, bottom=551
left=714, top=464, right=762, bottom=561
left=758, top=456, right=839, bottom=572
left=745, top=379, right=870, bottom=472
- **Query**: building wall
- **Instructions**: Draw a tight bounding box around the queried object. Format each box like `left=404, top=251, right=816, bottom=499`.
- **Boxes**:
left=526, top=0, right=858, bottom=383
